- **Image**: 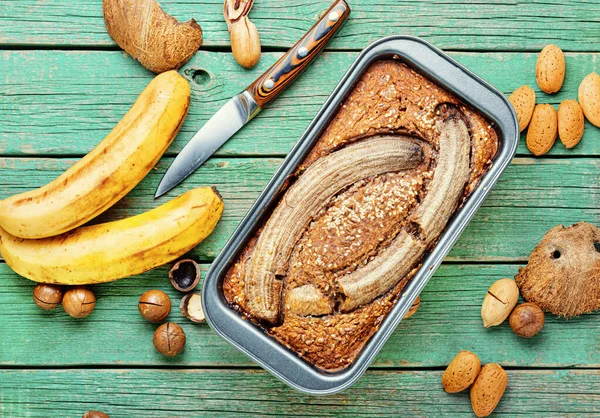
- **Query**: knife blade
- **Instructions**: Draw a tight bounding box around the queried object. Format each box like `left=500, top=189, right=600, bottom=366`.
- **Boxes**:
left=155, top=0, right=350, bottom=198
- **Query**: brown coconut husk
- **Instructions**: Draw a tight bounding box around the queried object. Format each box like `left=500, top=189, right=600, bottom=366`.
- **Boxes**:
left=103, top=0, right=203, bottom=74
left=515, top=222, right=600, bottom=318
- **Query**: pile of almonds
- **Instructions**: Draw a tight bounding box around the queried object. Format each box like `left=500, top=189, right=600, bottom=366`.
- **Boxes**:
left=509, top=44, right=600, bottom=156
left=442, top=351, right=507, bottom=417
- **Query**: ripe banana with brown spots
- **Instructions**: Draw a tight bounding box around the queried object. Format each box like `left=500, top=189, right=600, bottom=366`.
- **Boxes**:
left=0, top=187, right=223, bottom=285
left=0, top=70, right=190, bottom=239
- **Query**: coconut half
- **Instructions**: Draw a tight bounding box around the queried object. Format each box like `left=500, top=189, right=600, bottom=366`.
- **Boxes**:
left=515, top=222, right=600, bottom=318
left=103, top=0, right=203, bottom=73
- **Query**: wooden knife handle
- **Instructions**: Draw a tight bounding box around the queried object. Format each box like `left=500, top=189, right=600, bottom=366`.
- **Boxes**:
left=246, top=0, right=350, bottom=108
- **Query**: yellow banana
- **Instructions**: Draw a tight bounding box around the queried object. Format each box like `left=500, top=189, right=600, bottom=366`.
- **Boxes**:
left=0, top=187, right=223, bottom=285
left=0, top=70, right=190, bottom=239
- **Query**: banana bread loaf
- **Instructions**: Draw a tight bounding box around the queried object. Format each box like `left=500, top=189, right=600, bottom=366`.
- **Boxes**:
left=223, top=60, right=498, bottom=371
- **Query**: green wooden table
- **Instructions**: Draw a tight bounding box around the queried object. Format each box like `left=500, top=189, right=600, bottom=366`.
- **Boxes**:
left=1, top=1, right=599, bottom=416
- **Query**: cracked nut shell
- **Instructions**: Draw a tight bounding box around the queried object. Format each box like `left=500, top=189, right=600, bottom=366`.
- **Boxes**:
left=62, top=287, right=96, bottom=318
left=33, top=283, right=63, bottom=310
left=481, top=278, right=519, bottom=328
left=180, top=293, right=205, bottom=323
left=153, top=322, right=186, bottom=356
left=169, top=259, right=201, bottom=292
left=138, top=290, right=171, bottom=322
left=509, top=302, right=545, bottom=338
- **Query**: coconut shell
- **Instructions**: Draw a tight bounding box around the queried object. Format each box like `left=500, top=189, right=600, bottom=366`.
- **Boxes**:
left=103, top=0, right=203, bottom=74
left=515, top=222, right=600, bottom=318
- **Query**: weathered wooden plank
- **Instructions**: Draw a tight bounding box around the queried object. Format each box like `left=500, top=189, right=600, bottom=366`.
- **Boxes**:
left=2, top=50, right=600, bottom=157
left=1, top=0, right=599, bottom=51
left=2, top=263, right=599, bottom=368
left=0, top=156, right=596, bottom=262
left=1, top=369, right=599, bottom=417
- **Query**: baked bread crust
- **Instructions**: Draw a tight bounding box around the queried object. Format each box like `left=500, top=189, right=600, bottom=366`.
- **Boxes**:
left=224, top=60, right=499, bottom=371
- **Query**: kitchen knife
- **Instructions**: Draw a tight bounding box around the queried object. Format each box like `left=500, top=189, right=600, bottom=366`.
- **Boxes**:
left=155, top=0, right=350, bottom=198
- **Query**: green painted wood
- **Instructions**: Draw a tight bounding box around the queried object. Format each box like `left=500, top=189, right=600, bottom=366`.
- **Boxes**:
left=1, top=369, right=599, bottom=417
left=2, top=50, right=600, bottom=158
left=2, top=263, right=599, bottom=368
left=1, top=0, right=599, bottom=51
left=0, top=157, right=597, bottom=262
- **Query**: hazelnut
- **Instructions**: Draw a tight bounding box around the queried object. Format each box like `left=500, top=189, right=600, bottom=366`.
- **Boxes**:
left=33, top=283, right=63, bottom=310
left=153, top=322, right=186, bottom=356
left=169, top=259, right=201, bottom=292
left=180, top=293, right=205, bottom=323
left=138, top=290, right=171, bottom=322
left=82, top=411, right=110, bottom=418
left=62, top=287, right=96, bottom=318
left=509, top=302, right=545, bottom=338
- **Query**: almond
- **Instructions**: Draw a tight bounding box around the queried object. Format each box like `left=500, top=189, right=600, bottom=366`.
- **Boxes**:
left=526, top=104, right=557, bottom=156
left=508, top=85, right=536, bottom=132
left=470, top=363, right=508, bottom=417
left=536, top=44, right=565, bottom=94
left=481, top=278, right=519, bottom=328
left=557, top=100, right=585, bottom=148
left=578, top=72, right=600, bottom=127
left=442, top=350, right=481, bottom=393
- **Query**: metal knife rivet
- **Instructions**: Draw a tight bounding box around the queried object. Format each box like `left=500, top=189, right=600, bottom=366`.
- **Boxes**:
left=298, top=46, right=308, bottom=58
left=264, top=79, right=275, bottom=90
left=328, top=11, right=340, bottom=22
left=298, top=47, right=309, bottom=58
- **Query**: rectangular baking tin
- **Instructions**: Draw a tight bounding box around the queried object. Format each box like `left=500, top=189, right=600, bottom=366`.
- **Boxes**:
left=203, top=35, right=519, bottom=395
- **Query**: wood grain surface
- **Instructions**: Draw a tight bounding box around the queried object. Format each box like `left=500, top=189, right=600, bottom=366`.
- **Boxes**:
left=2, top=50, right=599, bottom=157
left=0, top=157, right=596, bottom=262
left=1, top=0, right=599, bottom=51
left=2, top=263, right=599, bottom=368
left=1, top=369, right=599, bottom=417
left=1, top=0, right=599, bottom=416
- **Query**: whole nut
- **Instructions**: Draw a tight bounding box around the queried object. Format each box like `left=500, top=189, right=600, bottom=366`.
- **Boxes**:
left=138, top=290, right=171, bottom=322
left=33, top=283, right=63, bottom=310
left=153, top=322, right=186, bottom=356
left=62, top=287, right=96, bottom=318
left=508, top=85, right=536, bottom=132
left=578, top=72, right=600, bottom=127
left=557, top=99, right=585, bottom=149
left=509, top=302, right=545, bottom=338
left=442, top=350, right=481, bottom=393
left=481, top=278, right=519, bottom=328
left=403, top=296, right=420, bottom=319
left=470, top=363, right=508, bottom=417
left=230, top=16, right=261, bottom=69
left=536, top=44, right=565, bottom=94
left=82, top=411, right=110, bottom=418
left=526, top=104, right=557, bottom=156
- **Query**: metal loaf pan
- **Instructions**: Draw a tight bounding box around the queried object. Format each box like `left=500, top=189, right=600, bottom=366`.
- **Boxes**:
left=203, top=36, right=519, bottom=395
